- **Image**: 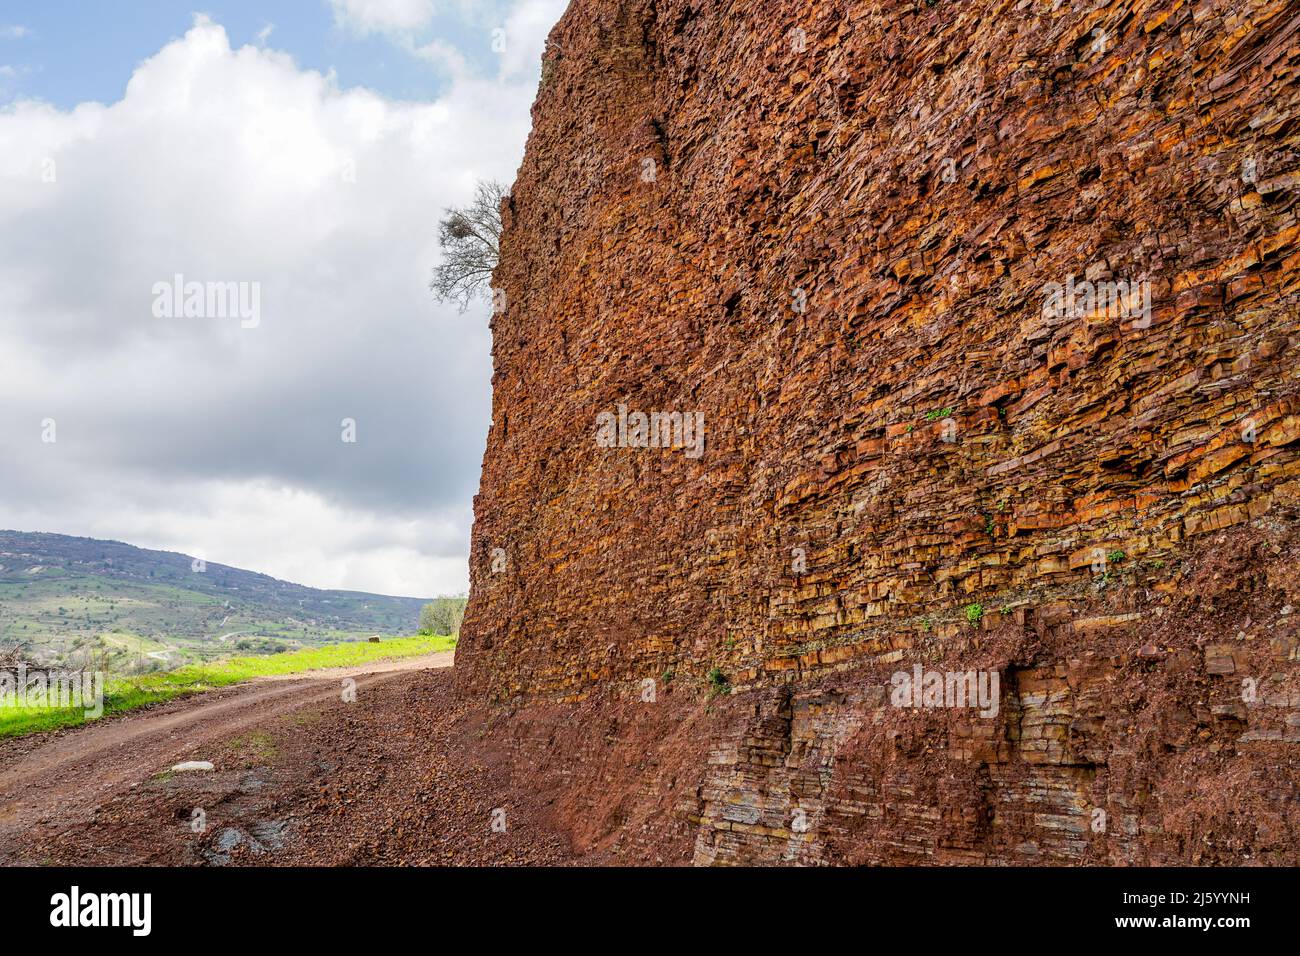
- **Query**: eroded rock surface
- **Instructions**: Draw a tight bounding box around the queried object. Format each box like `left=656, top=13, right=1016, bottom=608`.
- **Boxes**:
left=460, top=0, right=1300, bottom=864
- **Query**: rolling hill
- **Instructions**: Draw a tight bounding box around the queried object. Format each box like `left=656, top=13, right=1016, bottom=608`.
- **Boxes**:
left=0, top=531, right=432, bottom=671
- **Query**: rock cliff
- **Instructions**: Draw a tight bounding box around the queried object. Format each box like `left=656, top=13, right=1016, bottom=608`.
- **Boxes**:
left=459, top=0, right=1300, bottom=864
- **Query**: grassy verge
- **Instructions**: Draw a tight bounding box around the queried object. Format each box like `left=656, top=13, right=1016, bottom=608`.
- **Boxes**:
left=0, top=635, right=456, bottom=738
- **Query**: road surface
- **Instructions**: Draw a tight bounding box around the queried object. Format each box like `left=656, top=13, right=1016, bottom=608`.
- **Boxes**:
left=0, top=651, right=454, bottom=862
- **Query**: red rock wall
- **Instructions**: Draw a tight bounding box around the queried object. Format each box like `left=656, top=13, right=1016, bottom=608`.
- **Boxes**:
left=459, top=0, right=1300, bottom=864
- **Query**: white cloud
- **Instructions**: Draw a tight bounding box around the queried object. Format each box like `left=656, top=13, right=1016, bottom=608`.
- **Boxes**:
left=413, top=37, right=472, bottom=77
left=0, top=11, right=557, bottom=597
left=496, top=0, right=566, bottom=79
left=0, top=479, right=470, bottom=597
left=0, top=25, right=30, bottom=40
left=328, top=0, right=438, bottom=36
left=328, top=0, right=566, bottom=81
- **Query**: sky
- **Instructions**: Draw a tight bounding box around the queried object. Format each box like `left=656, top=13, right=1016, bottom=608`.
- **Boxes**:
left=0, top=0, right=568, bottom=598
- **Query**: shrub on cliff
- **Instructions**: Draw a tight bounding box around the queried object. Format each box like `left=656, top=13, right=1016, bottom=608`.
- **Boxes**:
left=706, top=666, right=730, bottom=696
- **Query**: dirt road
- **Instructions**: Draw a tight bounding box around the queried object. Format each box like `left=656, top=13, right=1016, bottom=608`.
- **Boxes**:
left=0, top=652, right=578, bottom=865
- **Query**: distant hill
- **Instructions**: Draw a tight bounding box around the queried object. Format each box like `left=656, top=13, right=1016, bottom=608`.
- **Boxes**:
left=0, top=531, right=431, bottom=670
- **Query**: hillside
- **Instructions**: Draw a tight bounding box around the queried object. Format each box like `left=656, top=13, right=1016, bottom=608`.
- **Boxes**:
left=458, top=0, right=1300, bottom=865
left=0, top=531, right=429, bottom=670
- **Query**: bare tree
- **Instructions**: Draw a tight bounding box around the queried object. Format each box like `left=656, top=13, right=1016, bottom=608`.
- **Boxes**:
left=430, top=179, right=507, bottom=311
left=0, top=641, right=32, bottom=670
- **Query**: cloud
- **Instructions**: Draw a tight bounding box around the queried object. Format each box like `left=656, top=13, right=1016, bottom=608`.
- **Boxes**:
left=496, top=0, right=566, bottom=80
left=328, top=0, right=438, bottom=37
left=0, top=476, right=471, bottom=597
left=0, top=12, right=553, bottom=596
left=0, top=25, right=30, bottom=40
left=413, top=37, right=472, bottom=77
left=328, top=0, right=565, bottom=82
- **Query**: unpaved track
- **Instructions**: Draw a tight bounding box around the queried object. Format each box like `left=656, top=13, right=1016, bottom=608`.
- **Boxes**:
left=0, top=652, right=453, bottom=844
left=0, top=657, right=579, bottom=866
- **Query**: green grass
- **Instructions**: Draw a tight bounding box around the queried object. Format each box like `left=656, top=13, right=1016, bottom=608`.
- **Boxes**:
left=0, top=569, right=424, bottom=667
left=100, top=632, right=170, bottom=654
left=706, top=666, right=731, bottom=696
left=227, top=730, right=278, bottom=764
left=0, top=634, right=455, bottom=738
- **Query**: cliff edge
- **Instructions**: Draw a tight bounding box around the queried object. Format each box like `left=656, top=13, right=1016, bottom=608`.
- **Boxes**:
left=459, top=0, right=1300, bottom=864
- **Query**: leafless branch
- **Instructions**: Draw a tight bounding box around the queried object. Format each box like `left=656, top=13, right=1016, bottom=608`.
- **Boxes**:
left=430, top=179, right=507, bottom=312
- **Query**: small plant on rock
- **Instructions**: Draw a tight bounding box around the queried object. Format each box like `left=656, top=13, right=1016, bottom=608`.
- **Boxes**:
left=706, top=666, right=730, bottom=696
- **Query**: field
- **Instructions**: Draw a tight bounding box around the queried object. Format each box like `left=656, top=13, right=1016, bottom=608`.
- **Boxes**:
left=0, top=635, right=456, bottom=737
left=0, top=532, right=433, bottom=669
left=0, top=575, right=413, bottom=667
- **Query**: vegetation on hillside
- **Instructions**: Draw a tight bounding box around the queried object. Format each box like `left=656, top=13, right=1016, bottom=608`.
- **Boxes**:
left=418, top=596, right=467, bottom=636
left=0, top=634, right=456, bottom=738
left=0, top=531, right=430, bottom=668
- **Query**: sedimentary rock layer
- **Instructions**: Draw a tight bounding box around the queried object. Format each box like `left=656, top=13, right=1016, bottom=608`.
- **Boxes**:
left=460, top=0, right=1300, bottom=864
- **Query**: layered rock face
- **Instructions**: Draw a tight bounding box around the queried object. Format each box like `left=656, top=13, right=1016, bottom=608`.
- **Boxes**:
left=459, top=0, right=1300, bottom=864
